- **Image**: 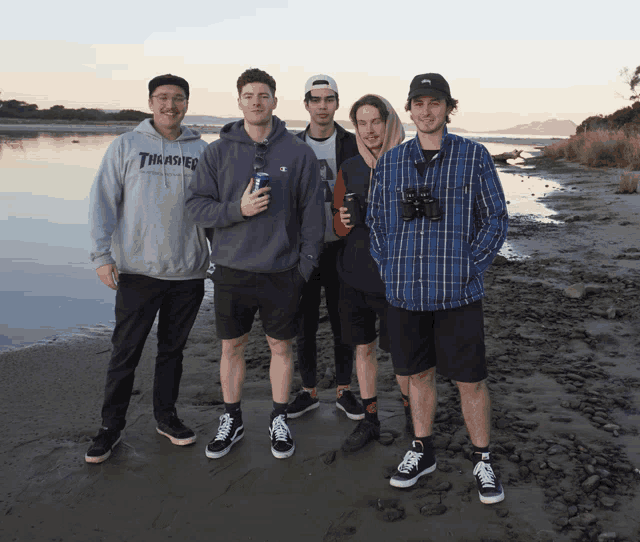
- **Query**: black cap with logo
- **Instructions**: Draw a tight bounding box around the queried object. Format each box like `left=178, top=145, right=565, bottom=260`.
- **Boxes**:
left=148, top=74, right=190, bottom=99
left=407, top=73, right=451, bottom=101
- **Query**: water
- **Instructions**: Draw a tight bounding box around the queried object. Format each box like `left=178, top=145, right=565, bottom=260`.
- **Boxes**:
left=0, top=129, right=562, bottom=351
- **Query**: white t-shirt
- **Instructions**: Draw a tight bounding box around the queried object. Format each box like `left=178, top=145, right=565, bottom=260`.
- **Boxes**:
left=305, top=131, right=339, bottom=242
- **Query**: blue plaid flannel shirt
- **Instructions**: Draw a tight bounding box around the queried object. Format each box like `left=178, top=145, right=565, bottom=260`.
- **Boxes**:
left=366, top=127, right=508, bottom=312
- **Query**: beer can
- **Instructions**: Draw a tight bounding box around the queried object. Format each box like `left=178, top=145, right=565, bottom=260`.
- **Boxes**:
left=343, top=192, right=361, bottom=226
left=252, top=172, right=270, bottom=194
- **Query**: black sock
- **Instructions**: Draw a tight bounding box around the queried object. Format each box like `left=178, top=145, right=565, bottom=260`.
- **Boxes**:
left=362, top=396, right=379, bottom=424
left=225, top=401, right=241, bottom=418
left=473, top=444, right=490, bottom=462
left=272, top=401, right=288, bottom=419
left=414, top=435, right=434, bottom=451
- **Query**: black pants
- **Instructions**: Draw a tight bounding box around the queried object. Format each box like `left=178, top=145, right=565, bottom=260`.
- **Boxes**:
left=101, top=274, right=204, bottom=430
left=296, top=241, right=354, bottom=388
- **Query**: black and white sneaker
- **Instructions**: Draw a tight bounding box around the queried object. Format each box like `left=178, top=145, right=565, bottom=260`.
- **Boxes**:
left=336, top=390, right=365, bottom=420
left=85, top=427, right=122, bottom=464
left=390, top=440, right=437, bottom=488
left=269, top=413, right=295, bottom=459
left=473, top=452, right=505, bottom=504
left=286, top=390, right=320, bottom=419
left=156, top=415, right=196, bottom=446
left=205, top=413, right=244, bottom=459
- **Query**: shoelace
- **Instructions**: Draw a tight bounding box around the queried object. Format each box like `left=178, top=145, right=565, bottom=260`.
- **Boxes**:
left=473, top=461, right=497, bottom=488
left=397, top=449, right=423, bottom=473
left=270, top=415, right=291, bottom=442
left=215, top=413, right=233, bottom=441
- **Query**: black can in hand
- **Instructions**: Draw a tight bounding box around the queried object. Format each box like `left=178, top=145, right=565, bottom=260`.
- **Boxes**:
left=343, top=192, right=362, bottom=226
left=251, top=172, right=270, bottom=195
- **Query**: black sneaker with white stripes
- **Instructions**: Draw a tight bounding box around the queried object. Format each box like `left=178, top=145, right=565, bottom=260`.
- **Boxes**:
left=473, top=452, right=505, bottom=504
left=85, top=427, right=121, bottom=464
left=390, top=440, right=437, bottom=488
left=205, top=413, right=244, bottom=459
left=269, top=413, right=295, bottom=459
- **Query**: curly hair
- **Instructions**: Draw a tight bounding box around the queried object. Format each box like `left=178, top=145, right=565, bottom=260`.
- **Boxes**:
left=349, top=95, right=389, bottom=126
left=237, top=68, right=276, bottom=97
left=405, top=96, right=459, bottom=124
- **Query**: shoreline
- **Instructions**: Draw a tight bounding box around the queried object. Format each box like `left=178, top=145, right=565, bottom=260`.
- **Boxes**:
left=1, top=156, right=640, bottom=542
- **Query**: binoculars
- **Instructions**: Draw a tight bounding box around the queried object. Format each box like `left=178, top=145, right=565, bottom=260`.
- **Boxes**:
left=402, top=187, right=442, bottom=222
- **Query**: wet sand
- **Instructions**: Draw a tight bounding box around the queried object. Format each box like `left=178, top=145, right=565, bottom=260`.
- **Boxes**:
left=1, top=157, right=639, bottom=542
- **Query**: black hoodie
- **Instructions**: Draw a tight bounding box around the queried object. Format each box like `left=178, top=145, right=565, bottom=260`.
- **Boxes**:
left=186, top=116, right=324, bottom=281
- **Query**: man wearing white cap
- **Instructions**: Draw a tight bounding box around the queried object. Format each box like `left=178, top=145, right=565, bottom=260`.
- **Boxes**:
left=288, top=75, right=362, bottom=421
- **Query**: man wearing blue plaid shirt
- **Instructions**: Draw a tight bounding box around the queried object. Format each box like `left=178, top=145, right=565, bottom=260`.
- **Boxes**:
left=367, top=73, right=508, bottom=504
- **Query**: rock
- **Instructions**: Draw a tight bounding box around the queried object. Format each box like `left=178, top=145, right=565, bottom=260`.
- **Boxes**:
left=602, top=424, right=620, bottom=432
left=493, top=255, right=508, bottom=266
left=383, top=508, right=405, bottom=522
left=597, top=533, right=617, bottom=541
left=553, top=516, right=569, bottom=527
left=496, top=509, right=509, bottom=518
left=379, top=433, right=395, bottom=446
left=565, top=215, right=581, bottom=223
left=606, top=307, right=617, bottom=319
left=323, top=450, right=337, bottom=465
left=547, top=444, right=567, bottom=455
left=434, top=481, right=452, bottom=492
left=518, top=466, right=530, bottom=478
left=550, top=416, right=574, bottom=423
left=420, top=504, right=447, bottom=516
left=582, top=475, right=601, bottom=493
left=563, top=492, right=578, bottom=504
left=564, top=283, right=586, bottom=299
left=599, top=496, right=616, bottom=508
left=433, top=434, right=451, bottom=449
left=520, top=451, right=535, bottom=463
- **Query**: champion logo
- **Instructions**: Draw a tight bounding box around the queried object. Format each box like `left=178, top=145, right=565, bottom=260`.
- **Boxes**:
left=280, top=166, right=288, bottom=172
left=421, top=79, right=431, bottom=85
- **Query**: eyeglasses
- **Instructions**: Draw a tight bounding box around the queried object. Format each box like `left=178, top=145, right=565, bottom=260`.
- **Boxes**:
left=253, top=143, right=267, bottom=172
left=151, top=95, right=187, bottom=105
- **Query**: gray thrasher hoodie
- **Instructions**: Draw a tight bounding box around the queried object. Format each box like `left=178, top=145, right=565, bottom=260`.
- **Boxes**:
left=89, top=118, right=209, bottom=280
left=186, top=116, right=324, bottom=281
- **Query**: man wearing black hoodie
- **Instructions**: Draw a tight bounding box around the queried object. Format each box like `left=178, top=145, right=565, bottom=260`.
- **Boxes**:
left=288, top=74, right=362, bottom=422
left=186, top=69, right=324, bottom=460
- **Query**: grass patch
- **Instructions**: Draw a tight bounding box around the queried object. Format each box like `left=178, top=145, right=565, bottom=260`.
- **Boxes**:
left=543, top=130, right=640, bottom=170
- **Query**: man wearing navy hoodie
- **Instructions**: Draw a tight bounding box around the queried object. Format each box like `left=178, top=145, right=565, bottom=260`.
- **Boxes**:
left=187, top=68, right=324, bottom=460
left=87, top=74, right=210, bottom=464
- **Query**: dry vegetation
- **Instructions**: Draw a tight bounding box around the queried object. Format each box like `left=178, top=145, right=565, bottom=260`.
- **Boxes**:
left=543, top=130, right=640, bottom=170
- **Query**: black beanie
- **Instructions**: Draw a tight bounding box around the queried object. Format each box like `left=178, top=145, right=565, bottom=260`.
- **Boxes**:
left=148, top=74, right=190, bottom=99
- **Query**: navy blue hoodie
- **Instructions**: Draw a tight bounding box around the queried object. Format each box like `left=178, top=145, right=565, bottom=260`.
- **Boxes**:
left=186, top=116, right=324, bottom=281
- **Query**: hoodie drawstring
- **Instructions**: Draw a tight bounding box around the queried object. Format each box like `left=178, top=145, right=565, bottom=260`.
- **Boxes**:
left=161, top=138, right=167, bottom=188
left=178, top=141, right=185, bottom=194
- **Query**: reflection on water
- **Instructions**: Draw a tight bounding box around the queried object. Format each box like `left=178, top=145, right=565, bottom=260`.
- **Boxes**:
left=0, top=131, right=561, bottom=350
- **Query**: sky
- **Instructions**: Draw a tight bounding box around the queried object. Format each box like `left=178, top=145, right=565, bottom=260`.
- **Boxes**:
left=2, top=0, right=639, bottom=131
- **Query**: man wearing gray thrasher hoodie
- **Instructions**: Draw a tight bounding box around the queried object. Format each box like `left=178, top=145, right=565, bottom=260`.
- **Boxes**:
left=86, top=74, right=209, bottom=465
left=186, top=68, right=324, bottom=460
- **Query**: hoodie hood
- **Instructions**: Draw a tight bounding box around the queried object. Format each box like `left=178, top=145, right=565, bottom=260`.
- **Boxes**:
left=220, top=115, right=288, bottom=145
left=353, top=95, right=405, bottom=171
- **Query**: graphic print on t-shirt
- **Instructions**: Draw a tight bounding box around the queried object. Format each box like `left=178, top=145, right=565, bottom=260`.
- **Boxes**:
left=318, top=159, right=336, bottom=203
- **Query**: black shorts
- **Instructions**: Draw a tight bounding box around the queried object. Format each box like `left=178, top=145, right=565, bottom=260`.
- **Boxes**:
left=387, top=300, right=487, bottom=382
left=211, top=265, right=305, bottom=341
left=338, top=281, right=390, bottom=352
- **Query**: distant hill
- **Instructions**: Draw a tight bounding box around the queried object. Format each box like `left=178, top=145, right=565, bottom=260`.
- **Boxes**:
left=184, top=115, right=241, bottom=125
left=487, top=119, right=577, bottom=136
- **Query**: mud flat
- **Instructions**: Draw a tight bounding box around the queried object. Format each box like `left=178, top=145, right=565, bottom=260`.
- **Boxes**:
left=0, top=157, right=639, bottom=542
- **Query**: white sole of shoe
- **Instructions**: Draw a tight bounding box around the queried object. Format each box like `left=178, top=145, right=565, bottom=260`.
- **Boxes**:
left=335, top=402, right=365, bottom=421
left=286, top=400, right=320, bottom=419
left=271, top=442, right=295, bottom=459
left=389, top=462, right=437, bottom=488
left=205, top=431, right=244, bottom=459
left=84, top=435, right=122, bottom=464
left=479, top=489, right=505, bottom=504
left=156, top=427, right=197, bottom=446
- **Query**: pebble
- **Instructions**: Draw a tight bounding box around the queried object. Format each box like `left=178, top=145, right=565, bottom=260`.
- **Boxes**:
left=323, top=450, right=337, bottom=465
left=420, top=504, right=447, bottom=516
left=597, top=533, right=617, bottom=541
left=379, top=433, right=394, bottom=446
left=599, top=496, right=616, bottom=508
left=582, top=475, right=601, bottom=493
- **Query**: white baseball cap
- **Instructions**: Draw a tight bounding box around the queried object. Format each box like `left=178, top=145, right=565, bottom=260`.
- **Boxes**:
left=304, top=74, right=339, bottom=96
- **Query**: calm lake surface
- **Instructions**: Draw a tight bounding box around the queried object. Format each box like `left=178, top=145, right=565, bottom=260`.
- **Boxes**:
left=0, top=129, right=562, bottom=351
